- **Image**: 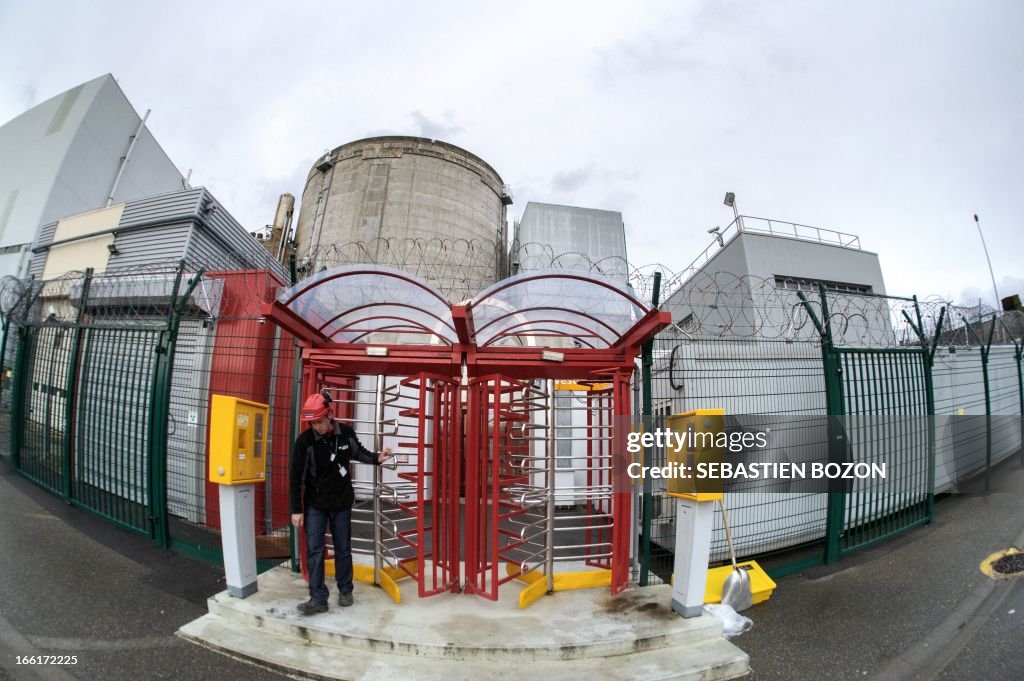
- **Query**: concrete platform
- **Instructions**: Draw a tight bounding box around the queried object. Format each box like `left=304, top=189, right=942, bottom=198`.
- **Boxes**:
left=178, top=565, right=749, bottom=680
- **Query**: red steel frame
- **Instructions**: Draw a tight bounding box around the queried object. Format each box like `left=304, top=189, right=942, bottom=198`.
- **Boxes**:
left=393, top=373, right=461, bottom=596
left=463, top=375, right=534, bottom=600
left=263, top=272, right=670, bottom=598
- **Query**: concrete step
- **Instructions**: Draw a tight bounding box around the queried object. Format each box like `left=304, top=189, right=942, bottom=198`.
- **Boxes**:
left=177, top=566, right=750, bottom=680
left=203, top=569, right=726, bottom=661
left=179, top=612, right=750, bottom=681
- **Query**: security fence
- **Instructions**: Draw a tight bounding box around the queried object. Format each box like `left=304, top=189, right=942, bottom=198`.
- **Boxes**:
left=2, top=261, right=298, bottom=570
left=2, top=262, right=1021, bottom=587
left=637, top=276, right=1024, bottom=584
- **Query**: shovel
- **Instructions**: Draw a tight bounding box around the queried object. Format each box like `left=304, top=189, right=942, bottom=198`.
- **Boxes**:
left=718, top=498, right=753, bottom=612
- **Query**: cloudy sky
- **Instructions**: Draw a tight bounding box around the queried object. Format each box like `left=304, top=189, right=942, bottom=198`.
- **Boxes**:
left=1, top=0, right=1021, bottom=307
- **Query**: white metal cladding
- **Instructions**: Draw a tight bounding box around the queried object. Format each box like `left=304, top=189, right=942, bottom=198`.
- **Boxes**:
left=118, top=187, right=204, bottom=223
left=166, top=317, right=215, bottom=523
left=107, top=221, right=192, bottom=270
left=74, top=322, right=160, bottom=507
left=29, top=187, right=289, bottom=283
left=512, top=202, right=629, bottom=284
left=27, top=222, right=59, bottom=279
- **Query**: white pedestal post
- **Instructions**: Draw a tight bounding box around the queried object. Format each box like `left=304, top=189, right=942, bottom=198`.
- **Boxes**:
left=670, top=496, right=714, bottom=618
left=219, top=483, right=258, bottom=598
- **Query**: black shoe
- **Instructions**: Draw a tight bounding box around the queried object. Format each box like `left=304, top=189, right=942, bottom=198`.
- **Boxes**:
left=338, top=592, right=354, bottom=607
left=297, top=599, right=328, bottom=616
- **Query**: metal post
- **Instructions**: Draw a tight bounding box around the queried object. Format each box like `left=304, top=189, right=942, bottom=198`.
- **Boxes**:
left=639, top=271, right=661, bottom=586
left=148, top=263, right=203, bottom=548
left=1016, top=341, right=1023, bottom=468
left=546, top=379, right=555, bottom=593
left=10, top=325, right=29, bottom=469
left=61, top=268, right=93, bottom=501
left=801, top=285, right=845, bottom=563
left=263, top=322, right=282, bottom=535
left=908, top=298, right=946, bottom=521
left=982, top=316, right=995, bottom=491
left=106, top=110, right=150, bottom=207
left=373, top=374, right=384, bottom=585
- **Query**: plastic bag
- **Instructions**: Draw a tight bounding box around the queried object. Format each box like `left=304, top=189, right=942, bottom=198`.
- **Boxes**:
left=704, top=603, right=753, bottom=639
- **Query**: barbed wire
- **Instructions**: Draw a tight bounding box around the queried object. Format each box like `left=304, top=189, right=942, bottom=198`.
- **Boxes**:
left=2, top=245, right=1020, bottom=350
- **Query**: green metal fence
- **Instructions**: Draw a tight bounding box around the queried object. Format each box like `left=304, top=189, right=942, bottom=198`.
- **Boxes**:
left=5, top=262, right=299, bottom=570
left=638, top=276, right=1022, bottom=582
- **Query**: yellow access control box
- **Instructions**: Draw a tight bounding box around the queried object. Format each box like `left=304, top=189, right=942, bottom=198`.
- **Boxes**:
left=209, top=395, right=269, bottom=484
left=665, top=408, right=725, bottom=501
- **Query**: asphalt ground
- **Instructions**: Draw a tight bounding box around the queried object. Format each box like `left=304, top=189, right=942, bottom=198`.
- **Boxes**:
left=738, top=456, right=1024, bottom=680
left=0, top=456, right=294, bottom=681
left=1, top=429, right=1021, bottom=680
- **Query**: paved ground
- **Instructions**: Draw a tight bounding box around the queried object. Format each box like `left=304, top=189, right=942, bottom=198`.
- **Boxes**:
left=1, top=438, right=1021, bottom=680
left=0, top=458, right=293, bottom=681
left=739, top=457, right=1024, bottom=680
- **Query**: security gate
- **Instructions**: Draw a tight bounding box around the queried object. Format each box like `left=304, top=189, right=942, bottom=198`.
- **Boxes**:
left=266, top=266, right=670, bottom=600
left=463, top=375, right=545, bottom=600
left=832, top=348, right=933, bottom=555
left=800, top=286, right=944, bottom=563
left=379, top=373, right=462, bottom=597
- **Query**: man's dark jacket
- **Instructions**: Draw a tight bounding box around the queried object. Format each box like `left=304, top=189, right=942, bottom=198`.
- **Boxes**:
left=289, top=421, right=379, bottom=514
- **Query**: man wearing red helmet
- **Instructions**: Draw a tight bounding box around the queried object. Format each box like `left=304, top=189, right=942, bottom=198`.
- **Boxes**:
left=289, top=390, right=392, bottom=615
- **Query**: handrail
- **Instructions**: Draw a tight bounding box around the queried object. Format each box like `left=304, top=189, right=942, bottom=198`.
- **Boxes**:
left=679, top=215, right=863, bottom=283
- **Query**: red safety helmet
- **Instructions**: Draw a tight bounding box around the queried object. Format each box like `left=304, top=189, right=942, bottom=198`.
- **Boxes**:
left=300, top=391, right=332, bottom=422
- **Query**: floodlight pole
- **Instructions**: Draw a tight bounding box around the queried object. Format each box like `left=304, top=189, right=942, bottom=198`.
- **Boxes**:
left=974, top=214, right=1000, bottom=308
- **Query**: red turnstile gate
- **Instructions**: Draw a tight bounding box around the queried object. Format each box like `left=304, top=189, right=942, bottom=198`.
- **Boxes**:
left=378, top=373, right=461, bottom=597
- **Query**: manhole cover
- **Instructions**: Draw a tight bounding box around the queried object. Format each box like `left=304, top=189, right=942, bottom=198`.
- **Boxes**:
left=980, top=548, right=1024, bottom=580
left=992, top=553, right=1024, bottom=575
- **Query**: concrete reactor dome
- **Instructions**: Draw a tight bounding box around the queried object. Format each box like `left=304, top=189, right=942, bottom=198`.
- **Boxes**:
left=294, top=136, right=512, bottom=301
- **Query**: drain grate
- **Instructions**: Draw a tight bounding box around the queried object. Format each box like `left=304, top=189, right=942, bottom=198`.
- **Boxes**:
left=991, top=553, right=1024, bottom=576
left=981, top=549, right=1024, bottom=580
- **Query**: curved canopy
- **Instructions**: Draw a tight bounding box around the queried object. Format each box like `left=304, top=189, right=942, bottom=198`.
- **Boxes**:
left=466, top=270, right=650, bottom=348
left=265, top=266, right=659, bottom=350
left=273, top=265, right=457, bottom=344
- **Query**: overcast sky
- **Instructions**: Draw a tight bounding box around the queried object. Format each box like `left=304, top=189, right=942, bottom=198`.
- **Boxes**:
left=1, top=0, right=1021, bottom=308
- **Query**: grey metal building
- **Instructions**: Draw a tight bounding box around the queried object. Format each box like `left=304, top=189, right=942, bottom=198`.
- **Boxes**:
left=0, top=74, right=186, bottom=281
left=511, top=202, right=629, bottom=284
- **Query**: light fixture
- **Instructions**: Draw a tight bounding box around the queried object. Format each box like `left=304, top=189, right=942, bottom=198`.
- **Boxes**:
left=366, top=346, right=388, bottom=356
left=541, top=350, right=564, bottom=362
left=723, top=192, right=742, bottom=232
left=107, top=243, right=120, bottom=255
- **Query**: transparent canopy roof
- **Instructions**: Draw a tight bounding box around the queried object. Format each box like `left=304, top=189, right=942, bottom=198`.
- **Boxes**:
left=466, top=270, right=649, bottom=348
left=276, top=266, right=457, bottom=344
left=273, top=266, right=652, bottom=348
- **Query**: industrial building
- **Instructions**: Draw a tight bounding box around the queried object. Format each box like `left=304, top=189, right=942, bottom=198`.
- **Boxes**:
left=511, top=202, right=629, bottom=284
left=293, top=136, right=512, bottom=301
left=0, top=74, right=186, bottom=280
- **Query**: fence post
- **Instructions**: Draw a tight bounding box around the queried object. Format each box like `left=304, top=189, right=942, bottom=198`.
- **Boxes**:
left=148, top=263, right=204, bottom=548
left=906, top=299, right=945, bottom=520
left=798, top=286, right=845, bottom=563
left=9, top=324, right=29, bottom=469
left=1016, top=341, right=1023, bottom=468
left=638, top=271, right=661, bottom=586
left=60, top=268, right=93, bottom=501
left=982, top=317, right=995, bottom=490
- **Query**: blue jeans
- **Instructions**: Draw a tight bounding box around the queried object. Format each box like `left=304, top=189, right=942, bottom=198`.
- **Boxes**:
left=304, top=506, right=353, bottom=604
